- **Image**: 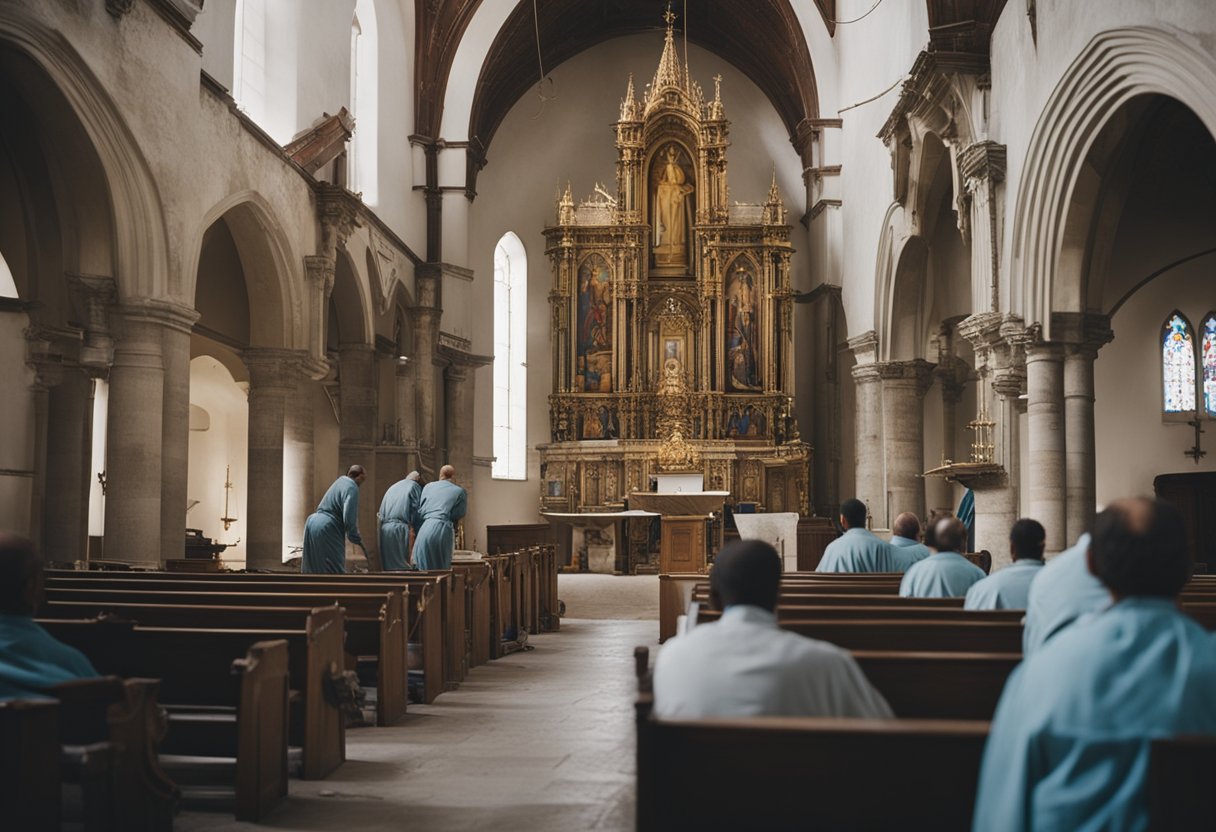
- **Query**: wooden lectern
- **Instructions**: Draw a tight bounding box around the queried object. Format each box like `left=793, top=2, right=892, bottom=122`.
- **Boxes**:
left=628, top=492, right=727, bottom=574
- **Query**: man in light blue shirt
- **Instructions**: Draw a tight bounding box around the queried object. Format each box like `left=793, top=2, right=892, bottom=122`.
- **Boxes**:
left=974, top=497, right=1216, bottom=831
left=1021, top=530, right=1109, bottom=655
left=302, top=465, right=366, bottom=573
left=899, top=518, right=985, bottom=598
left=888, top=512, right=931, bottom=572
left=654, top=539, right=892, bottom=719
left=378, top=470, right=422, bottom=571
left=964, top=518, right=1046, bottom=610
left=413, top=465, right=468, bottom=571
left=816, top=498, right=893, bottom=573
left=0, top=534, right=97, bottom=700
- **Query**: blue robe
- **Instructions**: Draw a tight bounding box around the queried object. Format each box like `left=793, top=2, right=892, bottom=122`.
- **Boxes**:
left=888, top=535, right=931, bottom=572
left=412, top=480, right=467, bottom=570
left=0, top=614, right=98, bottom=700
left=964, top=558, right=1045, bottom=610
left=1022, top=533, right=1110, bottom=655
left=898, top=551, right=986, bottom=598
left=378, top=478, right=421, bottom=571
left=974, top=598, right=1216, bottom=831
left=816, top=528, right=894, bottom=573
left=302, top=475, right=362, bottom=574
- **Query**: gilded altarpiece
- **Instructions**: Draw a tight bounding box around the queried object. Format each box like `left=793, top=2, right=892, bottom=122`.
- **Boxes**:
left=539, top=21, right=810, bottom=568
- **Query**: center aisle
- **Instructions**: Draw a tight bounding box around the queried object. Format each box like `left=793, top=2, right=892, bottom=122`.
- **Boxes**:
left=177, top=617, right=652, bottom=832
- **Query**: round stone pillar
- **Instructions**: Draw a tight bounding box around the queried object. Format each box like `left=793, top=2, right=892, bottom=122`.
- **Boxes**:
left=245, top=350, right=299, bottom=570
left=1064, top=345, right=1098, bottom=543
left=1026, top=343, right=1066, bottom=552
left=103, top=307, right=166, bottom=568
left=878, top=360, right=935, bottom=525
left=850, top=363, right=883, bottom=526
left=157, top=304, right=199, bottom=560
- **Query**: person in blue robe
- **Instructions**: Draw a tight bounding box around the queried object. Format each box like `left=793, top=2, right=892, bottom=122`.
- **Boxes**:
left=899, top=517, right=985, bottom=597
left=964, top=518, right=1046, bottom=610
left=888, top=512, right=931, bottom=572
left=1021, top=530, right=1109, bottom=655
left=973, top=497, right=1216, bottom=831
left=378, top=470, right=422, bottom=571
left=0, top=534, right=97, bottom=700
left=302, top=465, right=366, bottom=574
left=412, top=465, right=468, bottom=571
left=816, top=498, right=894, bottom=573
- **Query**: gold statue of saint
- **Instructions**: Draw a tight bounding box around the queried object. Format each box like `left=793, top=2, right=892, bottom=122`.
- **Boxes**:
left=653, top=145, right=693, bottom=266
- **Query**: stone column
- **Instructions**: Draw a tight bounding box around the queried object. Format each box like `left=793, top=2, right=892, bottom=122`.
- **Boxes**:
left=443, top=362, right=474, bottom=491
left=158, top=304, right=199, bottom=560
left=103, top=306, right=166, bottom=568
left=967, top=471, right=1018, bottom=570
left=413, top=268, right=442, bottom=451
left=931, top=352, right=967, bottom=514
left=338, top=344, right=378, bottom=558
left=42, top=371, right=93, bottom=563
left=958, top=141, right=1007, bottom=314
left=395, top=356, right=416, bottom=443
left=1026, top=343, right=1066, bottom=552
left=1057, top=313, right=1113, bottom=545
left=848, top=333, right=882, bottom=525
left=283, top=369, right=316, bottom=561
left=245, top=349, right=299, bottom=570
left=878, top=360, right=935, bottom=524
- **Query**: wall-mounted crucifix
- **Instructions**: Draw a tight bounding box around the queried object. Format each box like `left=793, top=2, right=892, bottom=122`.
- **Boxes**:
left=1185, top=418, right=1207, bottom=464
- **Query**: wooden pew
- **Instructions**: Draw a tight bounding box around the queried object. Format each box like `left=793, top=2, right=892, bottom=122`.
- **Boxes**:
left=45, top=578, right=420, bottom=709
left=742, top=616, right=1024, bottom=653
left=0, top=698, right=61, bottom=830
left=41, top=611, right=344, bottom=781
left=452, top=561, right=493, bottom=667
left=853, top=651, right=1019, bottom=720
left=634, top=647, right=988, bottom=831
left=697, top=604, right=1023, bottom=625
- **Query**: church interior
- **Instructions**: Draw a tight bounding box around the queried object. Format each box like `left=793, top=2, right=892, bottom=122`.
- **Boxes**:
left=3, top=0, right=1216, bottom=829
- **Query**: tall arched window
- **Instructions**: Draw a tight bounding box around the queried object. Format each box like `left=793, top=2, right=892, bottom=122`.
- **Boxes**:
left=1202, top=313, right=1216, bottom=416
left=493, top=233, right=527, bottom=480
left=349, top=0, right=379, bottom=203
left=232, top=0, right=267, bottom=121
left=1162, top=311, right=1197, bottom=414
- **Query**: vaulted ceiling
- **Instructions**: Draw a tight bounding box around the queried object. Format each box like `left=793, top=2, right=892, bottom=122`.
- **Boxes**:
left=415, top=0, right=831, bottom=159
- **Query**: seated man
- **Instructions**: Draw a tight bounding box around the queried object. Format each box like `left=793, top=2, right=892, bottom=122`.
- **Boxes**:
left=653, top=539, right=893, bottom=719
left=973, top=498, right=1216, bottom=831
left=815, top=498, right=893, bottom=573
left=899, top=518, right=986, bottom=598
left=1021, top=530, right=1109, bottom=655
left=888, top=512, right=931, bottom=572
left=0, top=533, right=97, bottom=700
left=964, top=518, right=1046, bottom=610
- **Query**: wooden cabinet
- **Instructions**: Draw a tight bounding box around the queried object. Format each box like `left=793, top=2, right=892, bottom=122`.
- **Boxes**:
left=659, top=516, right=708, bottom=574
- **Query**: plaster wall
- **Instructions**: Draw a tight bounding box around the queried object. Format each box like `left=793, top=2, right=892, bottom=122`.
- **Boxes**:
left=1095, top=263, right=1216, bottom=502
left=463, top=34, right=806, bottom=542
left=187, top=356, right=249, bottom=564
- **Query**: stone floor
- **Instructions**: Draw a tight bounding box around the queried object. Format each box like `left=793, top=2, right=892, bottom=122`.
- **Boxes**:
left=177, top=577, right=659, bottom=831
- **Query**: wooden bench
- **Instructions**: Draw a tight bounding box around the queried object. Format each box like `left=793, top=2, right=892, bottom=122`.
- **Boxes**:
left=853, top=651, right=1019, bottom=720
left=41, top=609, right=344, bottom=780
left=635, top=646, right=988, bottom=830
left=0, top=698, right=60, bottom=829
left=738, top=616, right=1024, bottom=653
left=46, top=577, right=423, bottom=708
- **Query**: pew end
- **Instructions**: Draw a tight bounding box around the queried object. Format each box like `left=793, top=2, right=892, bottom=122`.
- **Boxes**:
left=0, top=698, right=61, bottom=830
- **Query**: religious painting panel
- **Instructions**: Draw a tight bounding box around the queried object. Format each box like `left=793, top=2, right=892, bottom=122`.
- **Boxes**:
left=649, top=142, right=696, bottom=273
left=580, top=402, right=620, bottom=440
left=724, top=401, right=769, bottom=438
left=576, top=255, right=613, bottom=392
left=724, top=258, right=762, bottom=391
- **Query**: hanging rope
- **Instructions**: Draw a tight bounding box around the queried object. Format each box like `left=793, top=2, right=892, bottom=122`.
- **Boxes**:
left=837, top=73, right=908, bottom=114
left=529, top=0, right=556, bottom=119
left=829, top=0, right=885, bottom=26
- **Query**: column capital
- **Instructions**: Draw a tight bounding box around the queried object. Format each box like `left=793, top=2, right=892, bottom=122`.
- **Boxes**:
left=874, top=359, right=936, bottom=395
left=846, top=330, right=878, bottom=362
left=1025, top=341, right=1066, bottom=363
left=316, top=182, right=361, bottom=259
left=1052, top=311, right=1114, bottom=359
left=851, top=363, right=882, bottom=383
left=958, top=140, right=1007, bottom=188
left=244, top=348, right=309, bottom=390
left=65, top=273, right=118, bottom=371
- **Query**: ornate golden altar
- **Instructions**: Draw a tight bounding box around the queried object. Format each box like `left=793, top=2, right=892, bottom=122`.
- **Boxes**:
left=537, top=16, right=810, bottom=569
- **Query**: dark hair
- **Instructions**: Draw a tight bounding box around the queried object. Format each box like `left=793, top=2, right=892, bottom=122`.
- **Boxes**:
left=0, top=533, right=40, bottom=615
left=840, top=498, right=867, bottom=530
left=710, top=539, right=782, bottom=612
left=892, top=512, right=921, bottom=540
left=1009, top=518, right=1046, bottom=561
left=1090, top=498, right=1189, bottom=598
left=934, top=517, right=967, bottom=553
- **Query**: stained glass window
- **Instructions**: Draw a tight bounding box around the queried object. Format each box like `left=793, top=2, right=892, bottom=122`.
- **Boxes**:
left=1162, top=313, right=1197, bottom=413
left=1203, top=314, right=1216, bottom=416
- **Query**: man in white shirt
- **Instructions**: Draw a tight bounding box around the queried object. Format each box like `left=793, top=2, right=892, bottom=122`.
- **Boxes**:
left=653, top=539, right=894, bottom=719
left=964, top=518, right=1046, bottom=610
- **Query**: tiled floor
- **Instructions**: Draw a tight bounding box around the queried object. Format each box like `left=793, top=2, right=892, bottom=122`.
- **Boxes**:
left=176, top=616, right=656, bottom=831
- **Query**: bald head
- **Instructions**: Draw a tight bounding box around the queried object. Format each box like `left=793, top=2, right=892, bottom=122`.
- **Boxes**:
left=440, top=465, right=456, bottom=481
left=892, top=512, right=921, bottom=541
left=0, top=533, right=41, bottom=615
left=347, top=465, right=366, bottom=484
left=1089, top=497, right=1188, bottom=599
left=933, top=517, right=967, bottom=554
left=406, top=471, right=421, bottom=482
